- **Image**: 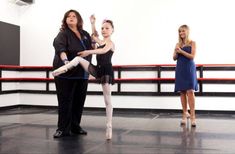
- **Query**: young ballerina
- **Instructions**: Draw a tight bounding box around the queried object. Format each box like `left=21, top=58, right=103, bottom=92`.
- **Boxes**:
left=53, top=15, right=115, bottom=139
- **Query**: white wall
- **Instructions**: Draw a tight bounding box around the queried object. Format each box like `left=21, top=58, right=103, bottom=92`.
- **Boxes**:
left=0, top=0, right=21, bottom=25
left=16, top=92, right=235, bottom=111
left=0, top=94, right=20, bottom=107
left=19, top=0, right=235, bottom=66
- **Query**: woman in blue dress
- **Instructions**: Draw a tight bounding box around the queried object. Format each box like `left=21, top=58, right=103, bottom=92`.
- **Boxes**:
left=173, top=25, right=198, bottom=127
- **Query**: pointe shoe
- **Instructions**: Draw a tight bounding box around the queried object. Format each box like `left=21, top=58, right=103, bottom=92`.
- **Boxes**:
left=180, top=112, right=190, bottom=125
left=52, top=57, right=80, bottom=77
left=52, top=66, right=68, bottom=77
left=106, top=126, right=112, bottom=140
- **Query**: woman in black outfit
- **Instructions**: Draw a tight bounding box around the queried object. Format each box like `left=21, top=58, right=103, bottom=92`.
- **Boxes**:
left=52, top=9, right=92, bottom=138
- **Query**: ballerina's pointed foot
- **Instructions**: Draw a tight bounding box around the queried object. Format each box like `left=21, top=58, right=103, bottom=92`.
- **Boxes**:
left=52, top=66, right=68, bottom=77
left=106, top=126, right=112, bottom=140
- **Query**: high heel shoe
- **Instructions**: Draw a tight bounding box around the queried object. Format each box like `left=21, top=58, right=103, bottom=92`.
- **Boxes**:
left=180, top=112, right=190, bottom=125
left=106, top=125, right=112, bottom=140
left=186, top=112, right=190, bottom=118
left=191, top=118, right=196, bottom=127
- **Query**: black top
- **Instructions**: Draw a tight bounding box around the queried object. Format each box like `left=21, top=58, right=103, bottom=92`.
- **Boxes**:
left=96, top=44, right=113, bottom=66
left=53, top=28, right=92, bottom=79
left=87, top=44, right=114, bottom=84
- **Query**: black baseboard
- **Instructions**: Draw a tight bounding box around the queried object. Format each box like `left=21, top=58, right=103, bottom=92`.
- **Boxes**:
left=0, top=105, right=235, bottom=115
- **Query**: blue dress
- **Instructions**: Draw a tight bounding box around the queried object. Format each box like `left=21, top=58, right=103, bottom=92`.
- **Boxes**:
left=174, top=46, right=198, bottom=92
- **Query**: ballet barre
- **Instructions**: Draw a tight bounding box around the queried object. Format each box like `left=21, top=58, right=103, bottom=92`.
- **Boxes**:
left=1, top=64, right=235, bottom=96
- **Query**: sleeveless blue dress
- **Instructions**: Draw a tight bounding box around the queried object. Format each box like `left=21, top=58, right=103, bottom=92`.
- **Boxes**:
left=174, top=46, right=198, bottom=92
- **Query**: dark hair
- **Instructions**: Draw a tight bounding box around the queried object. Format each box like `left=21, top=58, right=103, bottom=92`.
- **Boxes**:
left=102, top=19, right=114, bottom=29
left=60, top=9, right=83, bottom=31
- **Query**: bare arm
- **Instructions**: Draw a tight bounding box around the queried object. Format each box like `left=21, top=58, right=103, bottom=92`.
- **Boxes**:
left=173, top=43, right=179, bottom=61
left=90, top=15, right=97, bottom=35
left=90, top=15, right=102, bottom=45
left=78, top=41, right=114, bottom=57
left=175, top=41, right=196, bottom=60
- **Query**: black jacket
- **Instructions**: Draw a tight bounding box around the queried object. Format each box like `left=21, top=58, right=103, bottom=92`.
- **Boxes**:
left=53, top=28, right=92, bottom=79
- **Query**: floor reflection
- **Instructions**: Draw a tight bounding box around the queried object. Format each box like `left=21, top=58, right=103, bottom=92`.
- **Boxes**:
left=180, top=125, right=197, bottom=153
left=0, top=108, right=235, bottom=154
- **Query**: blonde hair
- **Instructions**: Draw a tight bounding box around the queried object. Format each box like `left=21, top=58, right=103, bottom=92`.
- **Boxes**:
left=178, top=25, right=191, bottom=47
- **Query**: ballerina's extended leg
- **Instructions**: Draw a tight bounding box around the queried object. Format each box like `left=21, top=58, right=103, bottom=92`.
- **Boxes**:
left=52, top=57, right=80, bottom=76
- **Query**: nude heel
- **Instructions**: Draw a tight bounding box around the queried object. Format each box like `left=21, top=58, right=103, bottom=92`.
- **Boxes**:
left=191, top=117, right=196, bottom=127
left=180, top=112, right=190, bottom=125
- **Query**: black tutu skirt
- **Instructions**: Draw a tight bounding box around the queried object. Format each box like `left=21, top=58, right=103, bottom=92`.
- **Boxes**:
left=88, top=63, right=115, bottom=85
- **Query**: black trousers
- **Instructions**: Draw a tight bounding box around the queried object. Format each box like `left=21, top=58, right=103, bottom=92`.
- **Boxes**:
left=54, top=78, right=88, bottom=132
